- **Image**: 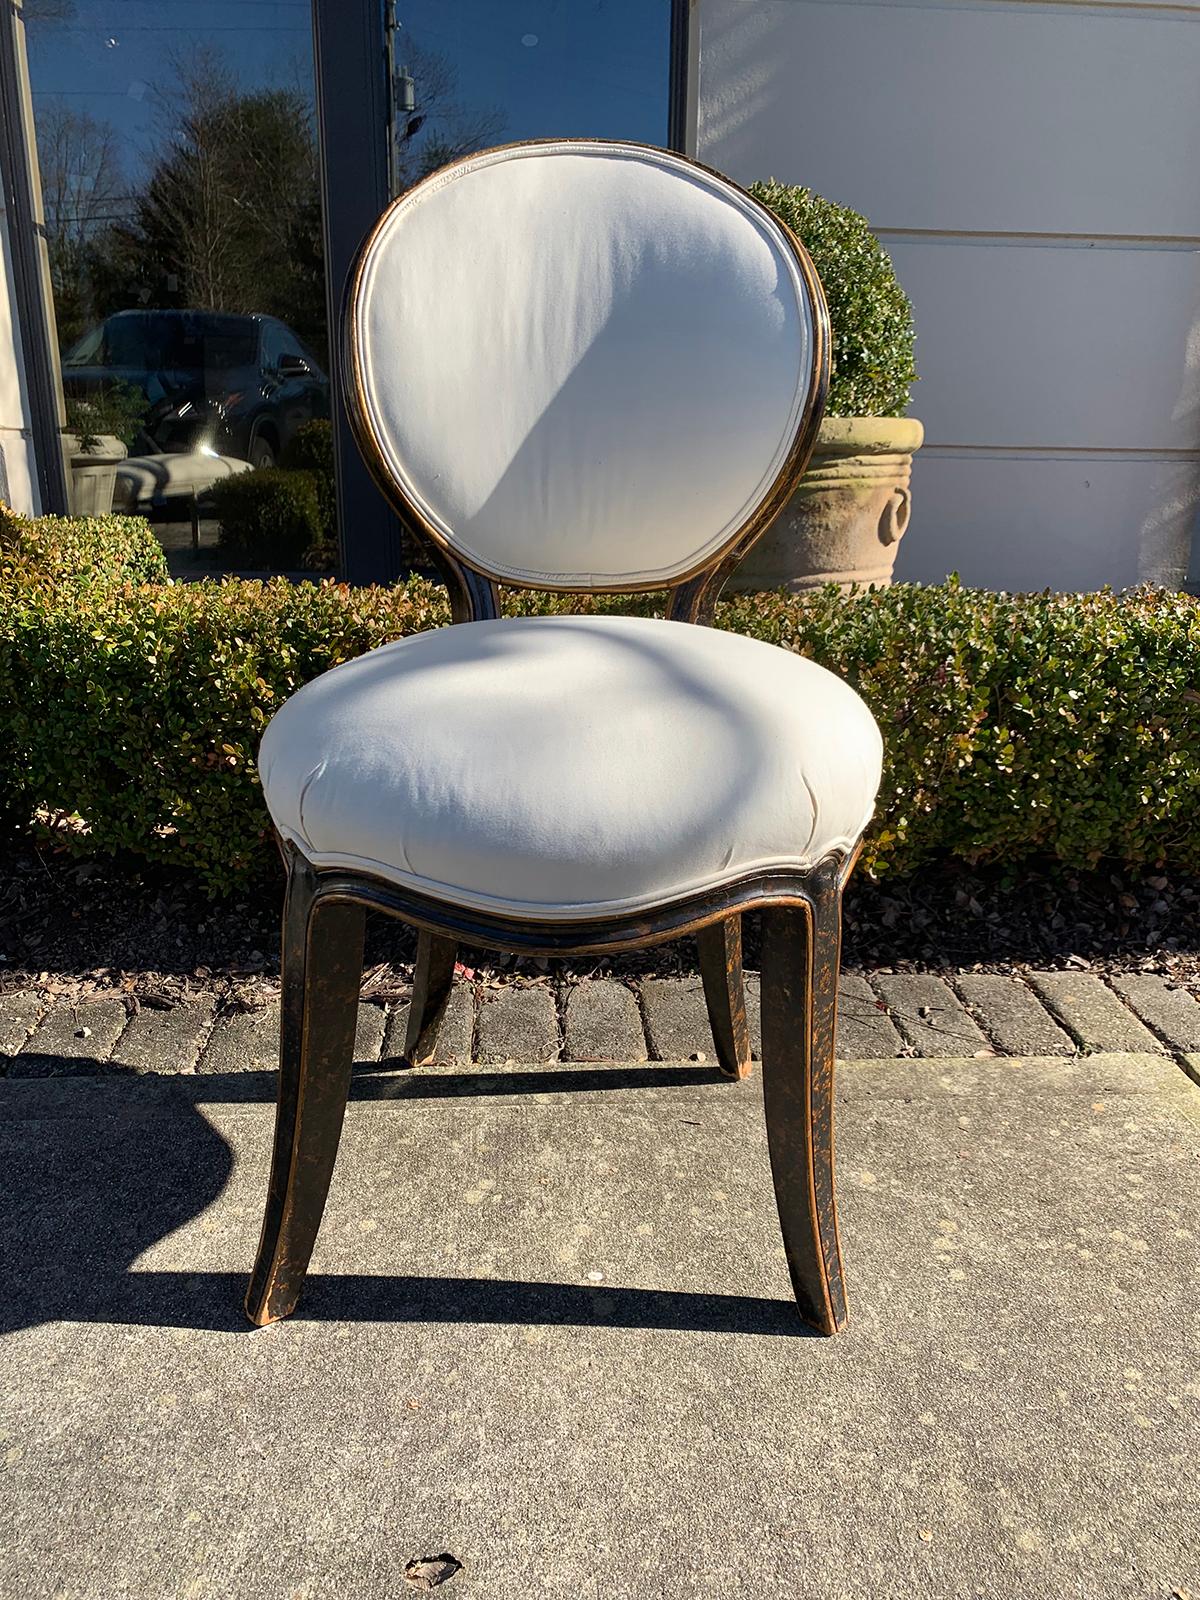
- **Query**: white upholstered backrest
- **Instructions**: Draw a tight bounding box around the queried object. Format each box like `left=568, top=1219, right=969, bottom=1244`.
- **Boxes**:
left=349, top=140, right=823, bottom=590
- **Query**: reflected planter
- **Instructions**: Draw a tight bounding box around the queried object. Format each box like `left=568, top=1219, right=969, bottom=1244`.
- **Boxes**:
left=63, top=434, right=129, bottom=518
left=729, top=416, right=924, bottom=593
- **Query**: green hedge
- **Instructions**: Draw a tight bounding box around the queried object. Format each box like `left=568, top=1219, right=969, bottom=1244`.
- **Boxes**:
left=210, top=468, right=334, bottom=571
left=0, top=571, right=449, bottom=885
left=1, top=508, right=167, bottom=593
left=280, top=419, right=337, bottom=552
left=749, top=180, right=917, bottom=419
left=717, top=582, right=1200, bottom=877
left=2, top=513, right=1197, bottom=892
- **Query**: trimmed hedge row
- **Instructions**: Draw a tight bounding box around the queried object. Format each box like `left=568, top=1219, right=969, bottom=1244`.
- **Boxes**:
left=2, top=512, right=1197, bottom=893
left=718, top=582, right=1200, bottom=879
left=1, top=508, right=167, bottom=593
left=0, top=567, right=450, bottom=885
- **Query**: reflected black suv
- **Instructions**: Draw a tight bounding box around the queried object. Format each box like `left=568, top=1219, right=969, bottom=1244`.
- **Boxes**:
left=62, top=309, right=329, bottom=466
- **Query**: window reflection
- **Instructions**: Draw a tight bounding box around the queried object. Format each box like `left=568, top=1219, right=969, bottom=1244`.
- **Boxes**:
left=23, top=0, right=670, bottom=574
left=61, top=309, right=327, bottom=467
left=26, top=1, right=328, bottom=568
left=386, top=2, right=671, bottom=195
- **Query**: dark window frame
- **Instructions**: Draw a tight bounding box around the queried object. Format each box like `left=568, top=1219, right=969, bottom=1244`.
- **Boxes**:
left=312, top=0, right=405, bottom=583
left=0, top=0, right=69, bottom=515
left=668, top=0, right=690, bottom=155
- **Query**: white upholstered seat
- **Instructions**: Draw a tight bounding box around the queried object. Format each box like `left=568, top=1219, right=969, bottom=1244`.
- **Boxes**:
left=259, top=613, right=882, bottom=921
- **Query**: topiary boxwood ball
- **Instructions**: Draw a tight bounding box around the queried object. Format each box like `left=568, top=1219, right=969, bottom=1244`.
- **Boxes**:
left=750, top=180, right=917, bottom=419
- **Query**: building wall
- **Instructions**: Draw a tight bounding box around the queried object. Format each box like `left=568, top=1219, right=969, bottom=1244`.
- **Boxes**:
left=0, top=173, right=39, bottom=514
left=691, top=0, right=1200, bottom=591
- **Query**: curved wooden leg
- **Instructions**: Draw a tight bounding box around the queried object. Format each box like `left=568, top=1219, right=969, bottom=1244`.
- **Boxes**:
left=697, top=915, right=752, bottom=1080
left=245, top=850, right=365, bottom=1327
left=760, top=861, right=847, bottom=1335
left=404, top=930, right=458, bottom=1065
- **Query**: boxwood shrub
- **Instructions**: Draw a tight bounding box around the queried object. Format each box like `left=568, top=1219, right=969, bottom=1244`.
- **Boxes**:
left=1, top=507, right=167, bottom=593
left=0, top=569, right=449, bottom=883
left=717, top=582, right=1200, bottom=878
left=210, top=467, right=333, bottom=571
left=749, top=179, right=917, bottom=418
left=280, top=417, right=336, bottom=548
left=2, top=512, right=1196, bottom=892
left=279, top=417, right=334, bottom=478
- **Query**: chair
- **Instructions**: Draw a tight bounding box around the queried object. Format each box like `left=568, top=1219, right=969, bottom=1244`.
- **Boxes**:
left=246, top=140, right=883, bottom=1336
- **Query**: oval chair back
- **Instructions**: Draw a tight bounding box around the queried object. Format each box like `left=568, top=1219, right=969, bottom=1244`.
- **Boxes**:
left=346, top=139, right=829, bottom=606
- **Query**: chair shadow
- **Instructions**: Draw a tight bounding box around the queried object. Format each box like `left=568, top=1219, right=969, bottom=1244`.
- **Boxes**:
left=189, top=1060, right=730, bottom=1104
left=0, top=1067, right=809, bottom=1340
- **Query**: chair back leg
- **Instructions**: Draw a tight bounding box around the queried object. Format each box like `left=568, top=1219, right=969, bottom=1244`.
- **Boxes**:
left=759, top=863, right=848, bottom=1335
left=403, top=930, right=458, bottom=1065
left=697, top=915, right=753, bottom=1080
left=244, top=852, right=365, bottom=1327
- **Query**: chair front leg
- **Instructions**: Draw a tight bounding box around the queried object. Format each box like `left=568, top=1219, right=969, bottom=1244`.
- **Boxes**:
left=404, top=930, right=458, bottom=1065
left=245, top=852, right=365, bottom=1327
left=760, top=863, right=848, bottom=1335
left=697, top=915, right=752, bottom=1080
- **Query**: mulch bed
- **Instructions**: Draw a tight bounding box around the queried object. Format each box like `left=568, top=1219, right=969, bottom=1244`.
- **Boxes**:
left=3, top=837, right=1198, bottom=1004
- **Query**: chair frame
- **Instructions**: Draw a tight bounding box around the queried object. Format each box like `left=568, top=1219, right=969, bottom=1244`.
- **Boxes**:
left=245, top=139, right=866, bottom=1337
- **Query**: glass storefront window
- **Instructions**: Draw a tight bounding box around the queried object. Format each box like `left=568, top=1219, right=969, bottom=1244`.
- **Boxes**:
left=24, top=0, right=327, bottom=570
left=385, top=2, right=672, bottom=194
left=21, top=0, right=673, bottom=576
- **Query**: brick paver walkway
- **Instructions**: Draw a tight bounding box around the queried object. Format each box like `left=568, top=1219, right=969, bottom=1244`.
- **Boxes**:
left=3, top=968, right=1199, bottom=1081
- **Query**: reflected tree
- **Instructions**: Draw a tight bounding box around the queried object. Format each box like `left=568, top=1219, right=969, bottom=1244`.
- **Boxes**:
left=84, top=49, right=327, bottom=363
left=391, top=39, right=504, bottom=192
left=22, top=0, right=76, bottom=20
left=35, top=102, right=127, bottom=346
left=32, top=30, right=502, bottom=363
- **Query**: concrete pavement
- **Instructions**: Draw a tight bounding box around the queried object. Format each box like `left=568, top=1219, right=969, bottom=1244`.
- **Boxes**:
left=2, top=1050, right=1198, bottom=1598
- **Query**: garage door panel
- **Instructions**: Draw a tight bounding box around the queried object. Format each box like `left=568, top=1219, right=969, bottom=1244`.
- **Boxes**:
left=896, top=453, right=1199, bottom=590
left=888, top=239, right=1200, bottom=451
left=696, top=0, right=1200, bottom=239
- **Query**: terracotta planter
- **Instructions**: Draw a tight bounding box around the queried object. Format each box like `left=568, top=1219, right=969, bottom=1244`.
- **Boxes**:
left=63, top=434, right=129, bottom=518
left=728, top=416, right=924, bottom=593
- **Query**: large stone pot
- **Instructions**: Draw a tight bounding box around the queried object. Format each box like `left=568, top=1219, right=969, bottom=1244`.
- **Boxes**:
left=729, top=416, right=924, bottom=593
left=62, top=433, right=129, bottom=518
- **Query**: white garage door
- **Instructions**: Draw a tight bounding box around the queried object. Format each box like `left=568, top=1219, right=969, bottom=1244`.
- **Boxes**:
left=691, top=0, right=1200, bottom=592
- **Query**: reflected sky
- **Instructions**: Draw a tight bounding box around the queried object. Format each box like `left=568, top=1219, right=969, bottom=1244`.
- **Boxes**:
left=25, top=0, right=671, bottom=164
left=397, top=0, right=670, bottom=144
